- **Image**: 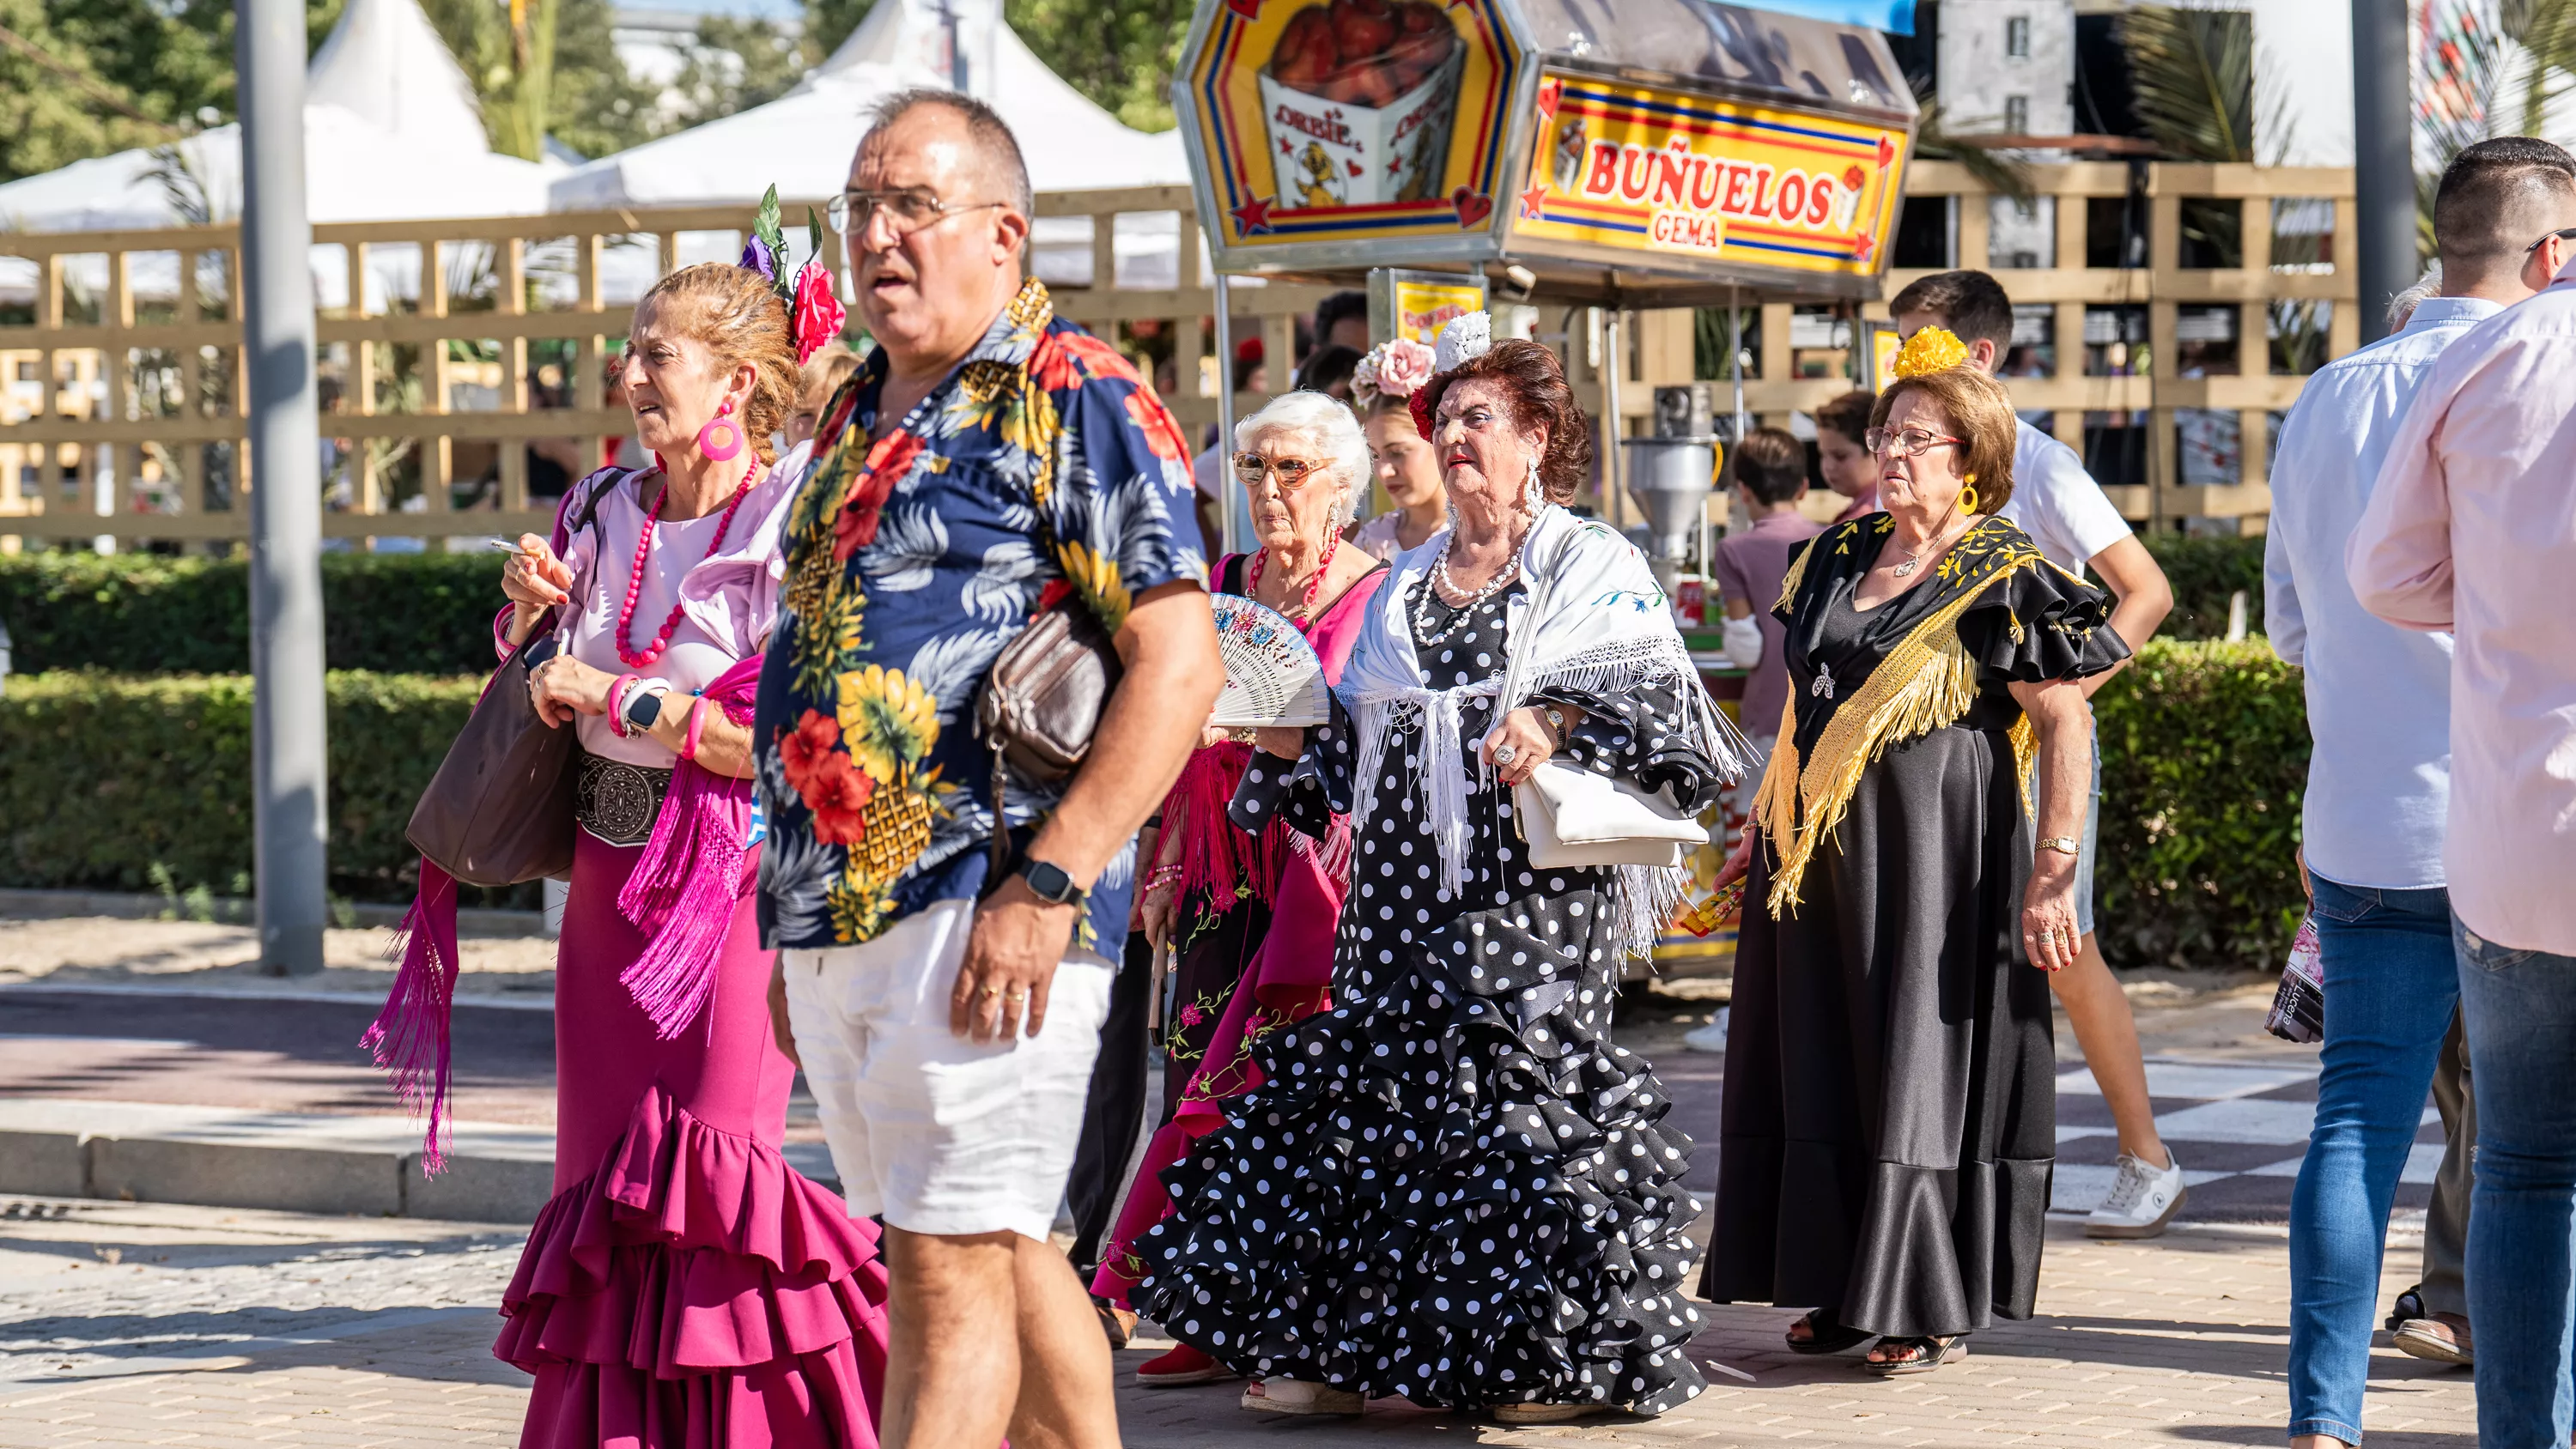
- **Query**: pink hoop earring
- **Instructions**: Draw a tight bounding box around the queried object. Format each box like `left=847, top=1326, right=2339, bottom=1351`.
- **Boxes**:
left=697, top=401, right=744, bottom=462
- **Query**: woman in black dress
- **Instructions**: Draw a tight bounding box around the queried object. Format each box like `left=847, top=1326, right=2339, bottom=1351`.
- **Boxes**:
left=1126, top=325, right=1746, bottom=1422
left=1701, top=331, right=2124, bottom=1375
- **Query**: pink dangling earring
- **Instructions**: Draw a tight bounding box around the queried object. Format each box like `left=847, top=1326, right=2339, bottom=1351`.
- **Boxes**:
left=697, top=401, right=744, bottom=462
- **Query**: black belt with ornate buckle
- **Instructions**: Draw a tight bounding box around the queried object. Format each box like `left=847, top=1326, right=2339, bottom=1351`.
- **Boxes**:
left=575, top=752, right=672, bottom=846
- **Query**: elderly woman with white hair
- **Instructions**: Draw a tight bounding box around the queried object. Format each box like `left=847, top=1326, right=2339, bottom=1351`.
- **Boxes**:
left=1088, top=390, right=1390, bottom=1373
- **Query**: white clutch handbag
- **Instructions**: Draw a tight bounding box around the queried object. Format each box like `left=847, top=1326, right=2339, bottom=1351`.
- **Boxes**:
left=1511, top=761, right=1710, bottom=869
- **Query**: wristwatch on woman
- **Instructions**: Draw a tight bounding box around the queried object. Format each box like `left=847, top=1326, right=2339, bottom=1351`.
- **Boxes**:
left=619, top=684, right=667, bottom=739
left=2038, top=835, right=2081, bottom=857
left=1542, top=706, right=1571, bottom=745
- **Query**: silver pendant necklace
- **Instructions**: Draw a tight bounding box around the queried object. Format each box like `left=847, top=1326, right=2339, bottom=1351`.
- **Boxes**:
left=1891, top=502, right=1973, bottom=579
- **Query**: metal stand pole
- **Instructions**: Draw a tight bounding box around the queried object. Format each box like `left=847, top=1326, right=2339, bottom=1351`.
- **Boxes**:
left=239, top=0, right=329, bottom=976
left=1602, top=306, right=1624, bottom=529
left=1728, top=284, right=1747, bottom=439
left=1213, top=274, right=1243, bottom=555
left=2352, top=0, right=2414, bottom=344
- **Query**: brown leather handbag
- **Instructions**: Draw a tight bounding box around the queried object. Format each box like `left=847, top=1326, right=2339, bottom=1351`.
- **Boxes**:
left=405, top=469, right=629, bottom=887
left=407, top=633, right=580, bottom=887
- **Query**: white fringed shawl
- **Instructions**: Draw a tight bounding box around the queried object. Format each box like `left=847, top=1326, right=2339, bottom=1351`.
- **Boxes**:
left=1334, top=505, right=1753, bottom=957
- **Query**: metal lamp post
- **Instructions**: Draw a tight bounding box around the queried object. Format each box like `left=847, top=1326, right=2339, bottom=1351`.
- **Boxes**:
left=2351, top=0, right=2414, bottom=345
left=238, top=0, right=331, bottom=975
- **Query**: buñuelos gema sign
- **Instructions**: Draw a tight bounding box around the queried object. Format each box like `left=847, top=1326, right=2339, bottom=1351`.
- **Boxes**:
left=1175, top=0, right=1917, bottom=301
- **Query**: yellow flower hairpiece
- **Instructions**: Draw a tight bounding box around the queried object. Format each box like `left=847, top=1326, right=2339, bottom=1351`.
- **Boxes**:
left=1892, top=326, right=1970, bottom=379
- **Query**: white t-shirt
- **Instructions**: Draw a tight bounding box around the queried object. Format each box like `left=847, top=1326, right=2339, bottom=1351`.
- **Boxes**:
left=1996, top=419, right=2133, bottom=573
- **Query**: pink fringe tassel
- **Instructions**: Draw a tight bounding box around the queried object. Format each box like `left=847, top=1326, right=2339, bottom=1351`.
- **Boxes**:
left=616, top=763, right=754, bottom=1039
left=1163, top=742, right=1348, bottom=908
left=615, top=656, right=763, bottom=1040
left=362, top=862, right=460, bottom=1173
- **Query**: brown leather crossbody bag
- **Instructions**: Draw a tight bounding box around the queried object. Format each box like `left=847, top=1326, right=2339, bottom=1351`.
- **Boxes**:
left=406, top=469, right=630, bottom=886
left=973, top=532, right=1125, bottom=876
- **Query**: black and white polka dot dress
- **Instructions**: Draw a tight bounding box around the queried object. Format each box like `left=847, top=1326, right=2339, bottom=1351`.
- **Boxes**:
left=1127, top=581, right=1717, bottom=1415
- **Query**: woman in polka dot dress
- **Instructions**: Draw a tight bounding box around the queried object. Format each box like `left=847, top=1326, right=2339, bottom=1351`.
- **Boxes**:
left=1127, top=327, right=1747, bottom=1425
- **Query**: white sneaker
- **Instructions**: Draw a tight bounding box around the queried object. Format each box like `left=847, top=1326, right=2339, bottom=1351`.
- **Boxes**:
left=1682, top=1008, right=1730, bottom=1053
left=2086, top=1150, right=2187, bottom=1239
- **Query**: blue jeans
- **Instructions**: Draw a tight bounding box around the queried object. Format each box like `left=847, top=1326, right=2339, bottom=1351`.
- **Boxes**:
left=2456, top=919, right=2576, bottom=1449
left=2286, top=877, right=2458, bottom=1444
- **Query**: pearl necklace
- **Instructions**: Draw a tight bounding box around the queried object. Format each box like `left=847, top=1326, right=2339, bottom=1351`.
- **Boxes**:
left=616, top=470, right=752, bottom=668
left=1246, top=535, right=1338, bottom=621
left=1413, top=518, right=1532, bottom=646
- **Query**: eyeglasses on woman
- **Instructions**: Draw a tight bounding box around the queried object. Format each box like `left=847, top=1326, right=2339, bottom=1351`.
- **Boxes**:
left=1232, top=453, right=1329, bottom=490
left=1864, top=427, right=1966, bottom=459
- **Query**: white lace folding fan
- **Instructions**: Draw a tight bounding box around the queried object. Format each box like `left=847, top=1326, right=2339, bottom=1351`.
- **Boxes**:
left=1207, top=593, right=1331, bottom=728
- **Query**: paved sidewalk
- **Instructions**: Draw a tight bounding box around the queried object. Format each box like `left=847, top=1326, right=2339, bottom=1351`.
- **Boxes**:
left=0, top=1197, right=2474, bottom=1448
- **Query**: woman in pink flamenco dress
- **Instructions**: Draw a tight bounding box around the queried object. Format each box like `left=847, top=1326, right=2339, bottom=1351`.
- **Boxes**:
left=369, top=259, right=888, bottom=1446
left=1090, top=391, right=1386, bottom=1387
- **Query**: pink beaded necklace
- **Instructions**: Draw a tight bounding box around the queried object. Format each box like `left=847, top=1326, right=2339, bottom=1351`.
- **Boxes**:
left=1247, top=535, right=1339, bottom=621
left=616, top=468, right=752, bottom=668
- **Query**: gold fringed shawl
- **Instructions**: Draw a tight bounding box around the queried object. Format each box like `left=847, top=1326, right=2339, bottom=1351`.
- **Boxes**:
left=1754, top=525, right=2046, bottom=918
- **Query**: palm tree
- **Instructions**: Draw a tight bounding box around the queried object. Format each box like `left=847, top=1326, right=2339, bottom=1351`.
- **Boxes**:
left=2117, top=5, right=2324, bottom=370
left=2414, top=0, right=2576, bottom=254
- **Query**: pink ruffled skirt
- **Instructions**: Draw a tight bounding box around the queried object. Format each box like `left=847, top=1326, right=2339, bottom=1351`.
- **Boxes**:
left=501, top=829, right=888, bottom=1447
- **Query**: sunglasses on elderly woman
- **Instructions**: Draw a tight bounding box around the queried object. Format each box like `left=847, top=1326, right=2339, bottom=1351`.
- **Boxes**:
left=1232, top=454, right=1327, bottom=490
left=1863, top=427, right=1965, bottom=459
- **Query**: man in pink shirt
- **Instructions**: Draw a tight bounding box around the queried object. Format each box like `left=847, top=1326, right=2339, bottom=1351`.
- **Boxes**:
left=2352, top=209, right=2576, bottom=1449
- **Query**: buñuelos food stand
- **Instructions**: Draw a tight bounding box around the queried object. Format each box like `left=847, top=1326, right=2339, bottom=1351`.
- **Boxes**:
left=1174, top=0, right=1921, bottom=970
left=1173, top=0, right=1920, bottom=297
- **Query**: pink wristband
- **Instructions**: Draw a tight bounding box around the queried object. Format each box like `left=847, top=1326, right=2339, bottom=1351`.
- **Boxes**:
left=608, top=673, right=641, bottom=735
left=680, top=696, right=710, bottom=761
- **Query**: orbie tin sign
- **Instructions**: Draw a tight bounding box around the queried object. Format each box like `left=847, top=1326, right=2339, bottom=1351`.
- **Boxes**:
left=1181, top=0, right=1521, bottom=269
left=1367, top=267, right=1486, bottom=345
left=1507, top=71, right=1908, bottom=284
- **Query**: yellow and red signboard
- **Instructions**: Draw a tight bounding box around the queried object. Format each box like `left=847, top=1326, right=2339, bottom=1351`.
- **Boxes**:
left=1507, top=72, right=1910, bottom=280
left=1182, top=0, right=1521, bottom=263
left=1379, top=270, right=1484, bottom=344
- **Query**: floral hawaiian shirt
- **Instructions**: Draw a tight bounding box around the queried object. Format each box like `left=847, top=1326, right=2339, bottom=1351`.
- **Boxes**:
left=753, top=279, right=1204, bottom=955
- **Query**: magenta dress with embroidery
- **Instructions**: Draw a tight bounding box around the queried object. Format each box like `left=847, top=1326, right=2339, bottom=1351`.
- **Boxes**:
left=1090, top=558, right=1385, bottom=1307
left=483, top=456, right=890, bottom=1448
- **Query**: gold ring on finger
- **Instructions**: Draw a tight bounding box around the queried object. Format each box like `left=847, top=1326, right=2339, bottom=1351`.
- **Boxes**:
left=1006, top=990, right=1028, bottom=1003
left=980, top=985, right=1001, bottom=998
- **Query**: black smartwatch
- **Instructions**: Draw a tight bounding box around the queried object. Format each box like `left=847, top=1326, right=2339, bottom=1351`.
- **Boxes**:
left=621, top=686, right=665, bottom=738
left=1015, top=858, right=1086, bottom=907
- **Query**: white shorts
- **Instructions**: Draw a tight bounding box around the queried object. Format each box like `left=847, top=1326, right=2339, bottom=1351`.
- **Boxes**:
left=781, top=900, right=1113, bottom=1242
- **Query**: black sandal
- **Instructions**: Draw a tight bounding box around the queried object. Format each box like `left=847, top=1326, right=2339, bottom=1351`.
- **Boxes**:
left=1860, top=1335, right=1967, bottom=1376
left=1784, top=1308, right=1874, bottom=1355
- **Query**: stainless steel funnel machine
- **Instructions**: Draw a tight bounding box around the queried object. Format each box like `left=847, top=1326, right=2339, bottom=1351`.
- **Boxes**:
left=1621, top=384, right=1720, bottom=595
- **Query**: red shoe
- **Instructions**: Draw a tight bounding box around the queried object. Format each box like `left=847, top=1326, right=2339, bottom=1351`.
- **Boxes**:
left=1136, top=1343, right=1237, bottom=1387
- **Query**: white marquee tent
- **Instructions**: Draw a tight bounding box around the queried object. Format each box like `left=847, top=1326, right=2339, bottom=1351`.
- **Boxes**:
left=548, top=0, right=1191, bottom=290
left=0, top=0, right=550, bottom=236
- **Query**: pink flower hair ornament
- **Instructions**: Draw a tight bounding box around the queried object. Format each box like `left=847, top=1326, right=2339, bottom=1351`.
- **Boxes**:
left=745, top=184, right=847, bottom=364
left=1352, top=336, right=1435, bottom=408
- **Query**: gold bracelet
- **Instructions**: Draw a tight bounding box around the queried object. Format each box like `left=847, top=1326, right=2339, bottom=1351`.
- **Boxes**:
left=2038, top=835, right=2081, bottom=857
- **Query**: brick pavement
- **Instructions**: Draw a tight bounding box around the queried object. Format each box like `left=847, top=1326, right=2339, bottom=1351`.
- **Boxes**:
left=0, top=1197, right=2474, bottom=1449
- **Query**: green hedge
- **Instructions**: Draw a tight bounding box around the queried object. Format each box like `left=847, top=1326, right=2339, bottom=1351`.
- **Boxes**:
left=2139, top=533, right=2265, bottom=641
left=0, top=532, right=2267, bottom=671
left=3, top=639, right=2315, bottom=962
left=2093, top=637, right=2308, bottom=968
left=0, top=670, right=533, bottom=907
left=0, top=552, right=508, bottom=675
